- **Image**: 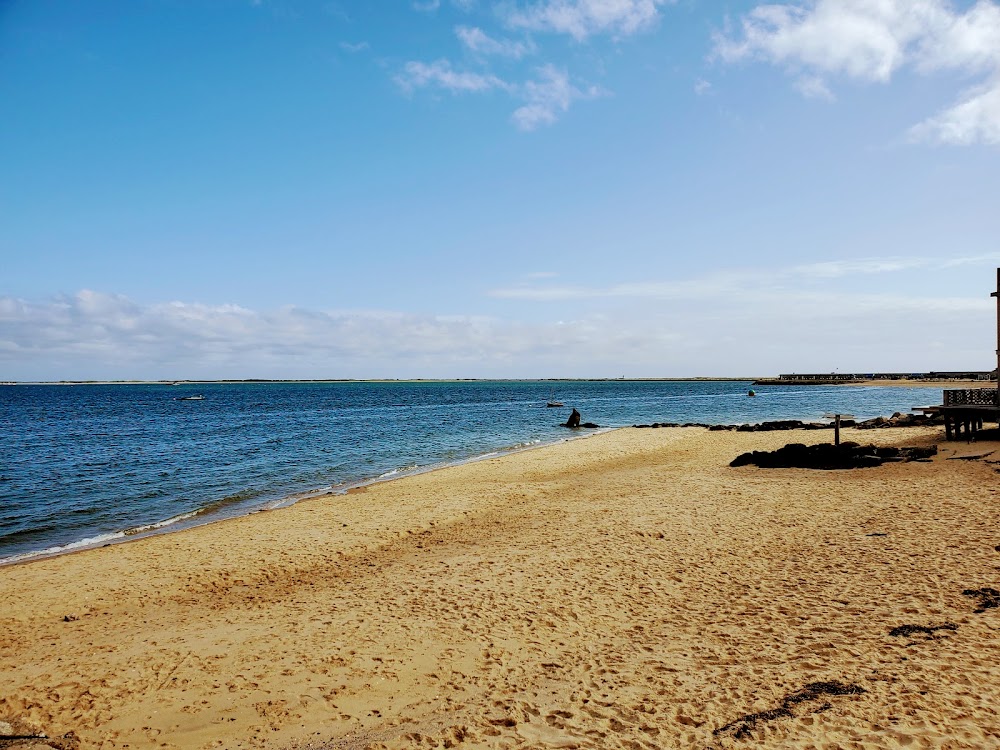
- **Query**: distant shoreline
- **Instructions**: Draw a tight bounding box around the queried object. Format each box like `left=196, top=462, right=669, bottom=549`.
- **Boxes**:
left=4, top=376, right=993, bottom=386
left=756, top=378, right=995, bottom=388
left=4, top=377, right=762, bottom=385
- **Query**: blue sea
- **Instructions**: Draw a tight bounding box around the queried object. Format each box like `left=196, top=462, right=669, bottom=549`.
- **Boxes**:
left=0, top=380, right=939, bottom=564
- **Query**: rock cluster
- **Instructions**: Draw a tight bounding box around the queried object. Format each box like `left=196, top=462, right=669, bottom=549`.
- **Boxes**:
left=730, top=442, right=938, bottom=470
left=635, top=419, right=835, bottom=431
left=634, top=413, right=942, bottom=432
left=854, top=412, right=940, bottom=429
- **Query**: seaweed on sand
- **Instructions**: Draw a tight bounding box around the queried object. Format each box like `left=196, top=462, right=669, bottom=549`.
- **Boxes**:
left=962, top=587, right=1000, bottom=613
left=888, top=623, right=958, bottom=638
left=713, top=681, right=865, bottom=740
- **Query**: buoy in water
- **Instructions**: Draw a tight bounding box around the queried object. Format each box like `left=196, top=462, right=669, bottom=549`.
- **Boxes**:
left=748, top=390, right=756, bottom=397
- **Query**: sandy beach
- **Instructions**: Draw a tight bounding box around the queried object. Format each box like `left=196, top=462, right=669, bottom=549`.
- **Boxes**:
left=3, top=425, right=1000, bottom=749
left=846, top=380, right=997, bottom=390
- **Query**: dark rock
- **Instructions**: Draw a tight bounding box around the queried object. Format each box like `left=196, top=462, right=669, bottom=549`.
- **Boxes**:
left=581, top=422, right=599, bottom=429
left=563, top=409, right=581, bottom=428
left=730, top=442, right=938, bottom=470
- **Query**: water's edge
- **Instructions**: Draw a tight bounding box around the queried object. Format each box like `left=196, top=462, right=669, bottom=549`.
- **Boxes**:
left=0, top=426, right=616, bottom=567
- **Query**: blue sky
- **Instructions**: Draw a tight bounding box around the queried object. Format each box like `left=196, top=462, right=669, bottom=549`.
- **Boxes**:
left=2, top=0, right=1000, bottom=379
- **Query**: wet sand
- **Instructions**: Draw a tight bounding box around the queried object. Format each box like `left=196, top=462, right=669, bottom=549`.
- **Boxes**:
left=2, top=426, right=999, bottom=749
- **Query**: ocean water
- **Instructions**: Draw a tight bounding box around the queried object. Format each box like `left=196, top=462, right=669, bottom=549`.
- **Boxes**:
left=0, top=380, right=940, bottom=564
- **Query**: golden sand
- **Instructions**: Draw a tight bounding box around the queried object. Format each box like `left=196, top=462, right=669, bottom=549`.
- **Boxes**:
left=2, top=426, right=999, bottom=749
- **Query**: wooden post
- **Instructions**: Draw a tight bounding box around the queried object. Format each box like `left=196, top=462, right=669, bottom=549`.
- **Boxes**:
left=991, top=268, right=1000, bottom=406
left=824, top=413, right=853, bottom=446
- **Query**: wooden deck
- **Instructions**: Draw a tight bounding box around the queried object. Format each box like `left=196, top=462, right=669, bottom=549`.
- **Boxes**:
left=916, top=388, right=1000, bottom=440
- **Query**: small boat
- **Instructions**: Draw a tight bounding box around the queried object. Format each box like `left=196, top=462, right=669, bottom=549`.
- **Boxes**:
left=176, top=394, right=205, bottom=401
left=546, top=401, right=564, bottom=407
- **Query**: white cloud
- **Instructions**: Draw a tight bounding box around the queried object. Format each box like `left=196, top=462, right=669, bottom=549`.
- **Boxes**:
left=694, top=78, right=712, bottom=95
left=396, top=59, right=510, bottom=93
left=456, top=25, right=533, bottom=58
left=504, top=0, right=667, bottom=41
left=0, top=291, right=685, bottom=379
left=909, top=77, right=1000, bottom=144
left=715, top=0, right=1000, bottom=146
left=511, top=64, right=603, bottom=129
left=4, top=267, right=998, bottom=380
left=412, top=0, right=441, bottom=12
left=14, top=267, right=990, bottom=379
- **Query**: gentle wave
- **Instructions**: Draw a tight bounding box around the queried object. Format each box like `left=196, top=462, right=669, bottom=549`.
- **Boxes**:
left=378, top=464, right=420, bottom=479
left=0, top=530, right=127, bottom=565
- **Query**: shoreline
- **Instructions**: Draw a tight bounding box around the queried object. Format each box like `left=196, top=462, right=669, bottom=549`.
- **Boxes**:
left=4, top=424, right=1000, bottom=748
left=0, top=428, right=613, bottom=569
left=0, top=381, right=955, bottom=568
left=1, top=388, right=938, bottom=568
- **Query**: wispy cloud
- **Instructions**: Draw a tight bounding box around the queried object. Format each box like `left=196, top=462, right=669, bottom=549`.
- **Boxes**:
left=339, top=41, right=370, bottom=53
left=456, top=25, right=534, bottom=58
left=512, top=65, right=603, bottom=130
left=794, top=74, right=834, bottom=100
left=503, top=0, right=668, bottom=41
left=714, top=0, right=1000, bottom=146
left=397, top=59, right=599, bottom=128
left=490, top=254, right=1000, bottom=300
left=396, top=59, right=510, bottom=94
left=395, top=0, right=671, bottom=128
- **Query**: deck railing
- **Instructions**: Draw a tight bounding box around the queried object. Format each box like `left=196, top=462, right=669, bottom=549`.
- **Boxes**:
left=943, top=388, right=1000, bottom=406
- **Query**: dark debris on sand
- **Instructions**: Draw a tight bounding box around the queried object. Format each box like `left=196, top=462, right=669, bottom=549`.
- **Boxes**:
left=0, top=717, right=78, bottom=750
left=713, top=681, right=865, bottom=740
left=888, top=623, right=958, bottom=638
left=962, top=587, right=1000, bottom=613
